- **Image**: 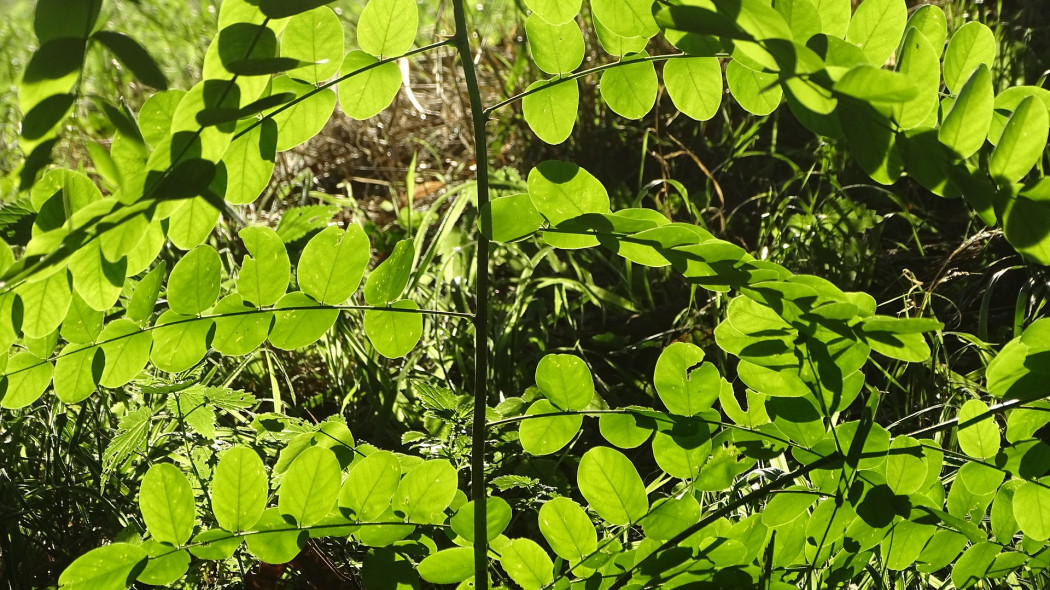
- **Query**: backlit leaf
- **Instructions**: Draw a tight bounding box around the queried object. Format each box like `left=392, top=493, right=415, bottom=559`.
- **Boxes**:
left=726, top=60, right=782, bottom=115
left=578, top=446, right=648, bottom=525
left=391, top=459, right=458, bottom=524
left=519, top=399, right=582, bottom=455
left=957, top=399, right=1000, bottom=459
left=591, top=0, right=658, bottom=39
left=844, top=0, right=907, bottom=66
left=663, top=57, right=722, bottom=121
left=538, top=497, right=596, bottom=563
left=298, top=224, right=369, bottom=305
left=1, top=352, right=53, bottom=409
left=599, top=51, right=657, bottom=120
left=357, top=0, right=418, bottom=57
left=140, top=463, right=195, bottom=545
left=279, top=446, right=341, bottom=527
left=522, top=79, right=579, bottom=145
left=526, top=15, right=584, bottom=74
left=167, top=245, right=221, bottom=316
left=338, top=51, right=402, bottom=120
left=57, top=543, right=146, bottom=590
left=212, top=446, right=268, bottom=532
left=500, top=539, right=554, bottom=590
left=244, top=507, right=306, bottom=563
left=268, top=291, right=339, bottom=350
left=524, top=0, right=581, bottom=26
left=281, top=7, right=343, bottom=83
left=17, top=271, right=72, bottom=339
left=238, top=226, right=291, bottom=307
left=268, top=76, right=336, bottom=151
left=451, top=497, right=512, bottom=543
left=943, top=22, right=996, bottom=95
left=98, top=319, right=153, bottom=388
left=150, top=312, right=213, bottom=373
left=418, top=548, right=474, bottom=584
left=939, top=64, right=993, bottom=159
left=989, top=96, right=1049, bottom=183
left=535, top=353, right=593, bottom=411
left=363, top=239, right=413, bottom=305
left=363, top=300, right=423, bottom=359
left=340, top=450, right=401, bottom=521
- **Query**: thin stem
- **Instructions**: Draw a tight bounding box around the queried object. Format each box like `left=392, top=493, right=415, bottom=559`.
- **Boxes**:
left=233, top=39, right=454, bottom=142
left=483, top=53, right=703, bottom=115
left=1, top=304, right=472, bottom=379
left=451, top=1, right=492, bottom=587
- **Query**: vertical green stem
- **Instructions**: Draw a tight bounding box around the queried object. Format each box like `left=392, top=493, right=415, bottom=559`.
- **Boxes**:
left=451, top=1, right=491, bottom=587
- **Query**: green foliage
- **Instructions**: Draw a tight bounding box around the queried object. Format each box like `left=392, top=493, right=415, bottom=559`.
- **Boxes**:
left=2, top=0, right=1050, bottom=588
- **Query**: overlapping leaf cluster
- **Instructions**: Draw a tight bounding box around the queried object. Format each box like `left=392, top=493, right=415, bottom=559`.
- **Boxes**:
left=3, top=0, right=1050, bottom=588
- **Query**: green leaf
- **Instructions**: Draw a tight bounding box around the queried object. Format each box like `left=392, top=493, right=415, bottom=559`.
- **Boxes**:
left=17, top=271, right=72, bottom=339
left=167, top=245, right=221, bottom=316
left=212, top=295, right=272, bottom=356
left=451, top=497, right=512, bottom=543
left=418, top=547, right=474, bottom=584
left=479, top=193, right=545, bottom=242
left=592, top=10, right=648, bottom=56
left=906, top=4, right=947, bottom=57
left=499, top=538, right=554, bottom=590
left=1003, top=178, right=1050, bottom=265
left=138, top=90, right=184, bottom=147
left=57, top=543, right=146, bottom=590
left=298, top=224, right=369, bottom=305
left=957, top=399, right=1000, bottom=459
left=363, top=300, right=424, bottom=359
left=339, top=450, right=401, bottom=521
left=990, top=96, right=1049, bottom=183
left=268, top=76, right=337, bottom=151
left=357, top=0, right=418, bottom=57
left=138, top=540, right=190, bottom=586
left=642, top=495, right=701, bottom=540
left=535, top=353, right=593, bottom=411
left=592, top=0, right=658, bottom=39
left=951, top=542, right=1000, bottom=589
left=577, top=446, right=648, bottom=525
left=68, top=243, right=125, bottom=312
left=885, top=435, right=926, bottom=495
left=538, top=497, right=596, bottom=563
left=238, top=226, right=291, bottom=307
left=522, top=79, right=579, bottom=145
left=219, top=119, right=277, bottom=205
left=654, top=342, right=723, bottom=416
left=663, top=57, right=722, bottom=121
left=893, top=27, right=941, bottom=129
left=598, top=411, right=654, bottom=448
left=1013, top=479, right=1050, bottom=540
left=168, top=198, right=219, bottom=252
left=844, top=0, right=907, bottom=66
left=834, top=65, right=916, bottom=103
left=127, top=263, right=166, bottom=323
left=244, top=507, right=307, bottom=563
left=363, top=239, right=414, bottom=305
left=519, top=399, right=583, bottom=456
left=943, top=22, right=996, bottom=95
left=526, top=15, right=584, bottom=74
left=391, top=459, right=458, bottom=523
left=599, top=52, right=657, bottom=120
left=189, top=529, right=242, bottom=560
left=281, top=7, right=343, bottom=83
left=337, top=51, right=402, bottom=120
left=92, top=31, right=168, bottom=90
left=150, top=312, right=213, bottom=373
left=652, top=426, right=714, bottom=479
left=53, top=343, right=102, bottom=404
left=1, top=352, right=53, bottom=409
left=939, top=64, right=993, bottom=159
left=98, top=319, right=153, bottom=388
left=528, top=160, right=610, bottom=249
left=725, top=60, right=782, bottom=116
left=212, top=446, right=268, bottom=532
left=268, top=291, right=339, bottom=350
left=140, top=464, right=195, bottom=545
left=278, top=446, right=341, bottom=527
left=524, top=0, right=581, bottom=26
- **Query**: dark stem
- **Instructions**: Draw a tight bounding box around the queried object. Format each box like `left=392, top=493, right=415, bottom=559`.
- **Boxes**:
left=451, top=1, right=492, bottom=587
